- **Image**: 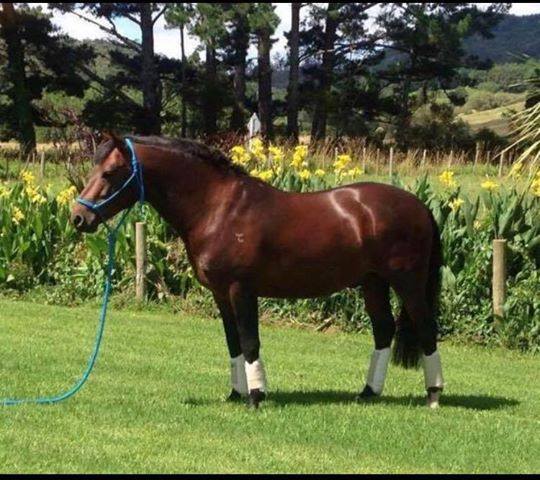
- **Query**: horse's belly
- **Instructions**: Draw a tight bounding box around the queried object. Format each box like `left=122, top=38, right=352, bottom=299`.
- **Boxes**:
left=255, top=251, right=366, bottom=298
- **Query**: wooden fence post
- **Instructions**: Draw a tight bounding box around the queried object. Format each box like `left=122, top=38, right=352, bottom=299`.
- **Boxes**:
left=492, top=239, right=507, bottom=325
left=473, top=142, right=480, bottom=172
left=40, top=151, right=45, bottom=182
left=498, top=151, right=505, bottom=177
left=136, top=222, right=147, bottom=302
left=389, top=147, right=394, bottom=180
left=362, top=145, right=367, bottom=174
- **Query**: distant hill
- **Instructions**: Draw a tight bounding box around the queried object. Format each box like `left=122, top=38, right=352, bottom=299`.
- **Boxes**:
left=270, top=13, right=540, bottom=89
left=464, top=14, right=540, bottom=63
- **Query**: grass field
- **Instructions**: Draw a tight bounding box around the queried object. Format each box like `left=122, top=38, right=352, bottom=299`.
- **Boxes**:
left=1, top=299, right=538, bottom=474
left=459, top=100, right=524, bottom=135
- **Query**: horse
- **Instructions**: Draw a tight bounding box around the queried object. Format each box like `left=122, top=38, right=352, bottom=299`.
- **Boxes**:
left=71, top=133, right=444, bottom=409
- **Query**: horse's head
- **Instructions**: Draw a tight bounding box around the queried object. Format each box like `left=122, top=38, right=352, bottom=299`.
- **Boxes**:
left=71, top=132, right=141, bottom=232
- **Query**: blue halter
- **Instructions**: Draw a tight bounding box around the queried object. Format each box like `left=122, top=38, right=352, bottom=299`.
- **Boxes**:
left=76, top=137, right=145, bottom=223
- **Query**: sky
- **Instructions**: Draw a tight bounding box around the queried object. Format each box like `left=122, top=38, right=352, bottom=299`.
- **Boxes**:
left=36, top=3, right=540, bottom=61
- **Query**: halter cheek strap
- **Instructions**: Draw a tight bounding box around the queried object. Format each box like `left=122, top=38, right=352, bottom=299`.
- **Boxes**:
left=76, top=137, right=145, bottom=224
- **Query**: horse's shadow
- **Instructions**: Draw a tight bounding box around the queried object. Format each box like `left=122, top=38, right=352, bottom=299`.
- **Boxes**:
left=268, top=390, right=519, bottom=410
left=182, top=390, right=519, bottom=411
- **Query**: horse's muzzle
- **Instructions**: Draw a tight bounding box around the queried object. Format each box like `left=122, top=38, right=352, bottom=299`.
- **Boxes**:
left=71, top=206, right=99, bottom=233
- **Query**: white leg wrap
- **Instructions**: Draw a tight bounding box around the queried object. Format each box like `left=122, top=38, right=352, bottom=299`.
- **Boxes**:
left=422, top=350, right=444, bottom=390
left=245, top=358, right=267, bottom=392
left=365, top=348, right=391, bottom=395
left=230, top=354, right=248, bottom=395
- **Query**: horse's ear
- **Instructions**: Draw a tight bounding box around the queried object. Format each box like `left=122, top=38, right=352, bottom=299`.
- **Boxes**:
left=101, top=130, right=121, bottom=145
left=102, top=130, right=128, bottom=159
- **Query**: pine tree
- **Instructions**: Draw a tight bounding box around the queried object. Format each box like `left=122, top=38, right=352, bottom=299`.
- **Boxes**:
left=165, top=3, right=194, bottom=137
left=54, top=3, right=169, bottom=134
left=286, top=2, right=301, bottom=141
left=0, top=3, right=94, bottom=154
left=249, top=3, right=280, bottom=142
left=0, top=3, right=35, bottom=155
left=222, top=3, right=253, bottom=133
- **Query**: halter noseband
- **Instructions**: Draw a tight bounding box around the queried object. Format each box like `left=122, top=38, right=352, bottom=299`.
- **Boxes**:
left=76, top=137, right=145, bottom=217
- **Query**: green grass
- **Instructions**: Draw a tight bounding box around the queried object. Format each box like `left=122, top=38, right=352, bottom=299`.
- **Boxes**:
left=1, top=299, right=538, bottom=473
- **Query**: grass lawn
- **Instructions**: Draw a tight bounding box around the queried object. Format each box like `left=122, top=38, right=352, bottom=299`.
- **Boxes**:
left=0, top=299, right=538, bottom=473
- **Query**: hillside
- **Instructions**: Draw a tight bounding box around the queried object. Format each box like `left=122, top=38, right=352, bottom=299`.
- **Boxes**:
left=464, top=14, right=540, bottom=64
left=458, top=100, right=524, bottom=136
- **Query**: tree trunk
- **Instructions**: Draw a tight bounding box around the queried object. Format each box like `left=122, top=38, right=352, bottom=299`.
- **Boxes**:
left=180, top=22, right=187, bottom=137
left=140, top=3, right=161, bottom=134
left=203, top=44, right=218, bottom=135
left=310, top=3, right=340, bottom=142
left=0, top=2, right=36, bottom=156
left=230, top=15, right=249, bottom=133
left=258, top=27, right=273, bottom=142
left=286, top=2, right=300, bottom=141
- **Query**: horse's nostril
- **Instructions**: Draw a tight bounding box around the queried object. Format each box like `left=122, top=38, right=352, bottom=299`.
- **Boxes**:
left=73, top=214, right=85, bottom=228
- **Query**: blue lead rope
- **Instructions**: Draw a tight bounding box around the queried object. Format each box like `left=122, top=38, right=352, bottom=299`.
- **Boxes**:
left=1, top=138, right=144, bottom=406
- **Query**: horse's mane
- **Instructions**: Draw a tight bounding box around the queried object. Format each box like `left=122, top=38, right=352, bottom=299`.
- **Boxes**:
left=127, top=135, right=249, bottom=176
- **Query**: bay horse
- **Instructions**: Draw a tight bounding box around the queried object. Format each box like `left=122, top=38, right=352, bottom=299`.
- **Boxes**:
left=71, top=133, right=444, bottom=409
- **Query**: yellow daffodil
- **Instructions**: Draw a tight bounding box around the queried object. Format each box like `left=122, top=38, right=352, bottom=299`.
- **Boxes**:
left=230, top=145, right=250, bottom=166
left=24, top=184, right=46, bottom=204
left=257, top=169, right=274, bottom=182
left=508, top=161, right=523, bottom=179
left=12, top=207, right=25, bottom=225
left=0, top=184, right=10, bottom=199
left=20, top=170, right=36, bottom=185
left=344, top=166, right=364, bottom=178
left=298, top=169, right=311, bottom=180
left=449, top=198, right=464, bottom=212
left=249, top=137, right=266, bottom=162
left=333, top=154, right=352, bottom=173
left=438, top=170, right=457, bottom=188
left=481, top=178, right=499, bottom=191
left=268, top=145, right=284, bottom=164
left=315, top=169, right=326, bottom=177
left=56, top=186, right=78, bottom=206
left=531, top=174, right=540, bottom=197
left=291, top=145, right=308, bottom=169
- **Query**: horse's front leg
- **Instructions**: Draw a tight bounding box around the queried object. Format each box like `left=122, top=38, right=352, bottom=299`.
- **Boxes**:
left=213, top=293, right=248, bottom=402
left=229, top=281, right=267, bottom=409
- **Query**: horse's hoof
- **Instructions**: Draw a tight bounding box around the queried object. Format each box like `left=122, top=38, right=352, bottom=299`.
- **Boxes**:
left=355, top=385, right=379, bottom=401
left=226, top=389, right=243, bottom=402
left=247, top=388, right=266, bottom=409
left=427, top=388, right=442, bottom=409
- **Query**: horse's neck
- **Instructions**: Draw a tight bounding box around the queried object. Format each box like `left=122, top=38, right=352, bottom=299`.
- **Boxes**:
left=143, top=152, right=240, bottom=239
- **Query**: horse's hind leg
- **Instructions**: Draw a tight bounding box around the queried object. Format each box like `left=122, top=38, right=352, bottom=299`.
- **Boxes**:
left=213, top=293, right=248, bottom=402
left=392, top=275, right=444, bottom=408
left=356, top=274, right=395, bottom=400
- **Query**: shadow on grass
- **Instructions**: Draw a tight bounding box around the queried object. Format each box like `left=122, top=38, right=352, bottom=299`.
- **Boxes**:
left=267, top=390, right=519, bottom=411
left=179, top=390, right=519, bottom=411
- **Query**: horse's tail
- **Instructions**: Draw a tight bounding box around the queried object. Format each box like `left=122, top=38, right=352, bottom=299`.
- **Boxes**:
left=392, top=210, right=443, bottom=370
